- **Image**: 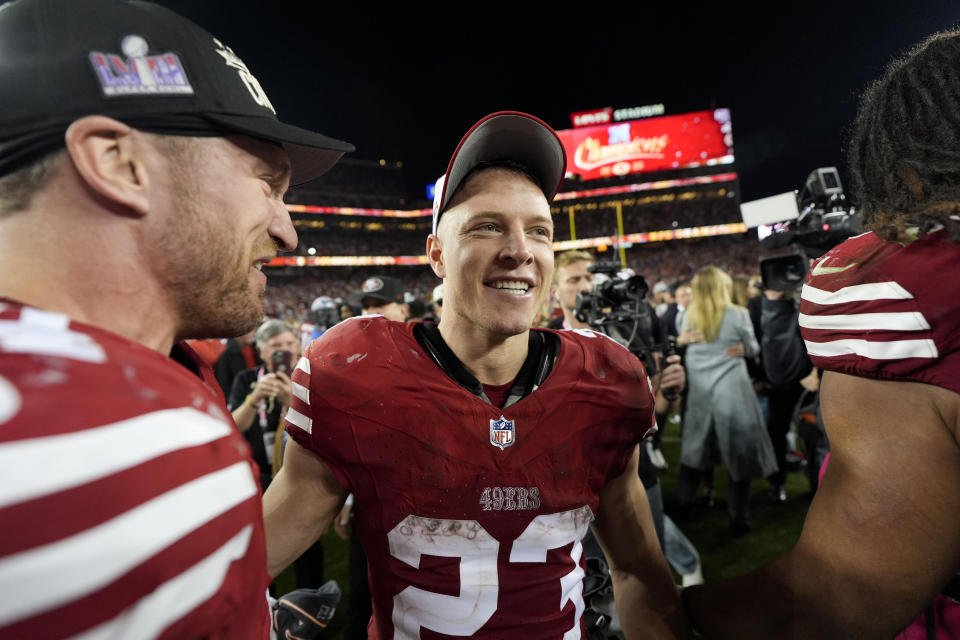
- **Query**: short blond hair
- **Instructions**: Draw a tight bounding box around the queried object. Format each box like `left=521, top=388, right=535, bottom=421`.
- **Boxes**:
left=552, top=250, right=594, bottom=284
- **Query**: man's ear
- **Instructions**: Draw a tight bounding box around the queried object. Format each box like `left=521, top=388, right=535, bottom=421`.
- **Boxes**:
left=427, top=234, right=445, bottom=278
left=64, top=116, right=152, bottom=217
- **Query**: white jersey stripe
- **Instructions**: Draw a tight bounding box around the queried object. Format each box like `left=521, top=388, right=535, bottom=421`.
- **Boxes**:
left=71, top=526, right=255, bottom=640
left=0, top=408, right=234, bottom=510
left=292, top=381, right=309, bottom=405
left=0, top=375, right=21, bottom=425
left=0, top=318, right=106, bottom=363
left=295, top=356, right=311, bottom=375
left=0, top=461, right=258, bottom=627
left=20, top=307, right=70, bottom=331
left=799, top=311, right=931, bottom=332
left=286, top=407, right=312, bottom=434
left=803, top=338, right=939, bottom=360
left=801, top=281, right=914, bottom=306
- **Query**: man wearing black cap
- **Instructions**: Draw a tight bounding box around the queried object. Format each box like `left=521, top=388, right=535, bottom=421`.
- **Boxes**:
left=0, top=0, right=351, bottom=638
left=266, top=112, right=687, bottom=638
left=358, top=275, right=408, bottom=322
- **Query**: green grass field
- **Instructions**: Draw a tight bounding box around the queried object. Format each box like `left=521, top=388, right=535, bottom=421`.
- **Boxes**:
left=277, top=412, right=814, bottom=636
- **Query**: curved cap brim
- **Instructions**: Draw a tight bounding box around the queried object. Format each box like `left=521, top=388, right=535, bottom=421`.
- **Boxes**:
left=432, top=111, right=566, bottom=234
left=205, top=112, right=355, bottom=185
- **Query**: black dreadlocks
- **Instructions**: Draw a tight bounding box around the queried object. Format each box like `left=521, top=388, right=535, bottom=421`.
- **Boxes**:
left=847, top=29, right=960, bottom=243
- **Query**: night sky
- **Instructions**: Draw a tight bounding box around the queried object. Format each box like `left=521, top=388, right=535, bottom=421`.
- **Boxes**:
left=15, top=0, right=960, bottom=203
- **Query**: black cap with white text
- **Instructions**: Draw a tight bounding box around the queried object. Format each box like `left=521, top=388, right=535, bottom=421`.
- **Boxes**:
left=0, top=0, right=354, bottom=183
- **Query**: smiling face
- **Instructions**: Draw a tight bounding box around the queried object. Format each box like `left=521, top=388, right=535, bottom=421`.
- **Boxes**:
left=428, top=168, right=554, bottom=342
left=146, top=134, right=296, bottom=340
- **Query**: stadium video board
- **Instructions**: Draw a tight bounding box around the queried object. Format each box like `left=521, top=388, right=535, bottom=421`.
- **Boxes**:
left=555, top=109, right=734, bottom=181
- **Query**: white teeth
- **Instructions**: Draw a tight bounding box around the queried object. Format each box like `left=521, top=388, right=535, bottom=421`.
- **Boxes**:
left=491, top=280, right=529, bottom=293
left=253, top=263, right=263, bottom=271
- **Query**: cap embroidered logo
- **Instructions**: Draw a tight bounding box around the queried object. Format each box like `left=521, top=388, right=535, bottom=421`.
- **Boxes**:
left=212, top=37, right=275, bottom=114
left=362, top=278, right=384, bottom=293
left=88, top=35, right=193, bottom=97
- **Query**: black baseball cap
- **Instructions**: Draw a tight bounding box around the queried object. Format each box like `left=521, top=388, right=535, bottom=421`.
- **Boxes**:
left=359, top=276, right=404, bottom=306
left=431, top=111, right=567, bottom=235
left=0, top=0, right=354, bottom=184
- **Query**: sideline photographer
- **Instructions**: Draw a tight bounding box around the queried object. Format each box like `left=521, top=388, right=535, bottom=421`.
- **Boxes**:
left=229, top=319, right=300, bottom=489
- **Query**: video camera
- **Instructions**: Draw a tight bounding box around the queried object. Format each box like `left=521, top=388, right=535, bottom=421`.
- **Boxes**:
left=574, top=261, right=661, bottom=374
left=743, top=167, right=862, bottom=290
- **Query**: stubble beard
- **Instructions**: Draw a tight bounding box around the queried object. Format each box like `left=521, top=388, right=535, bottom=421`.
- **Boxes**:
left=153, top=180, right=267, bottom=341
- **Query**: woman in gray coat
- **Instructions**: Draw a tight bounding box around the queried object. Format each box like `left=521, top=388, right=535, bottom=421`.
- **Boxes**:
left=675, top=266, right=777, bottom=536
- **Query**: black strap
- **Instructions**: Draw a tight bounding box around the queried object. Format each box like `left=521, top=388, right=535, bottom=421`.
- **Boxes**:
left=942, top=573, right=960, bottom=604
left=925, top=604, right=936, bottom=640
left=413, top=323, right=558, bottom=408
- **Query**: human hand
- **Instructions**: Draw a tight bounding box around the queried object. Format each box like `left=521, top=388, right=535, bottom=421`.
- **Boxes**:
left=677, top=329, right=703, bottom=347
left=253, top=373, right=287, bottom=405
left=724, top=342, right=745, bottom=358
left=764, top=289, right=785, bottom=300
left=272, top=370, right=294, bottom=407
left=659, top=355, right=685, bottom=398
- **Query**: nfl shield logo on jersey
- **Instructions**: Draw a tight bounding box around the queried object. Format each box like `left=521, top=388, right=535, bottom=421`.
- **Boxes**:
left=489, top=415, right=515, bottom=450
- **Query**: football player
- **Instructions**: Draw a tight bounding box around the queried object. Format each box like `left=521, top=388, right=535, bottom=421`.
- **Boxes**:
left=0, top=0, right=351, bottom=637
left=683, top=29, right=960, bottom=638
left=263, top=112, right=688, bottom=638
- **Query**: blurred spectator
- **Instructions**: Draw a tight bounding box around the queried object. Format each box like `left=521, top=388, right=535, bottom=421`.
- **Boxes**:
left=214, top=328, right=261, bottom=396
left=548, top=250, right=596, bottom=330
left=357, top=275, right=407, bottom=321
left=186, top=338, right=227, bottom=369
left=661, top=280, right=691, bottom=339
left=431, top=283, right=444, bottom=321
left=675, top=266, right=777, bottom=536
left=653, top=280, right=673, bottom=317
left=227, top=319, right=300, bottom=489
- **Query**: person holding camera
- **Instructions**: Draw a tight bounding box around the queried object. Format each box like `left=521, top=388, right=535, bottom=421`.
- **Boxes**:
left=229, top=318, right=301, bottom=490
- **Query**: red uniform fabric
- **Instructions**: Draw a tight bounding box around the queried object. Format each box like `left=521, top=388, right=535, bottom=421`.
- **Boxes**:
left=0, top=300, right=271, bottom=639
left=799, top=229, right=960, bottom=393
left=285, top=317, right=656, bottom=639
left=800, top=229, right=960, bottom=638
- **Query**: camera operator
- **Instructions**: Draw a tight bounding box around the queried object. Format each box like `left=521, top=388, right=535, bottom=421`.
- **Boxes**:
left=228, top=319, right=300, bottom=490
left=565, top=252, right=704, bottom=601
left=759, top=286, right=827, bottom=496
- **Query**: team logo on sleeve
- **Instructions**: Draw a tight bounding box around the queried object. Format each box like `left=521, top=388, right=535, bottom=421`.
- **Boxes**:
left=489, top=416, right=515, bottom=450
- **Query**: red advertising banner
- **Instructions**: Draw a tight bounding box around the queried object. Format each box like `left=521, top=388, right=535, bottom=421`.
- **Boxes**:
left=556, top=109, right=734, bottom=180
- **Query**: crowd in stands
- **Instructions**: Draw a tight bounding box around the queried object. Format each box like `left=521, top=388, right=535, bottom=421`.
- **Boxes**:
left=287, top=191, right=744, bottom=258
left=293, top=224, right=428, bottom=256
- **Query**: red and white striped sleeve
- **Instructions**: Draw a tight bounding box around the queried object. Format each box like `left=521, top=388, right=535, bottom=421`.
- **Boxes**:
left=798, top=230, right=960, bottom=394
left=0, top=303, right=271, bottom=639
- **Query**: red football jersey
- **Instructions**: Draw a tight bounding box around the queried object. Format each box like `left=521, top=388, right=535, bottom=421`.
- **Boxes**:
left=0, top=301, right=271, bottom=639
left=799, top=229, right=960, bottom=394
left=285, top=317, right=656, bottom=639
